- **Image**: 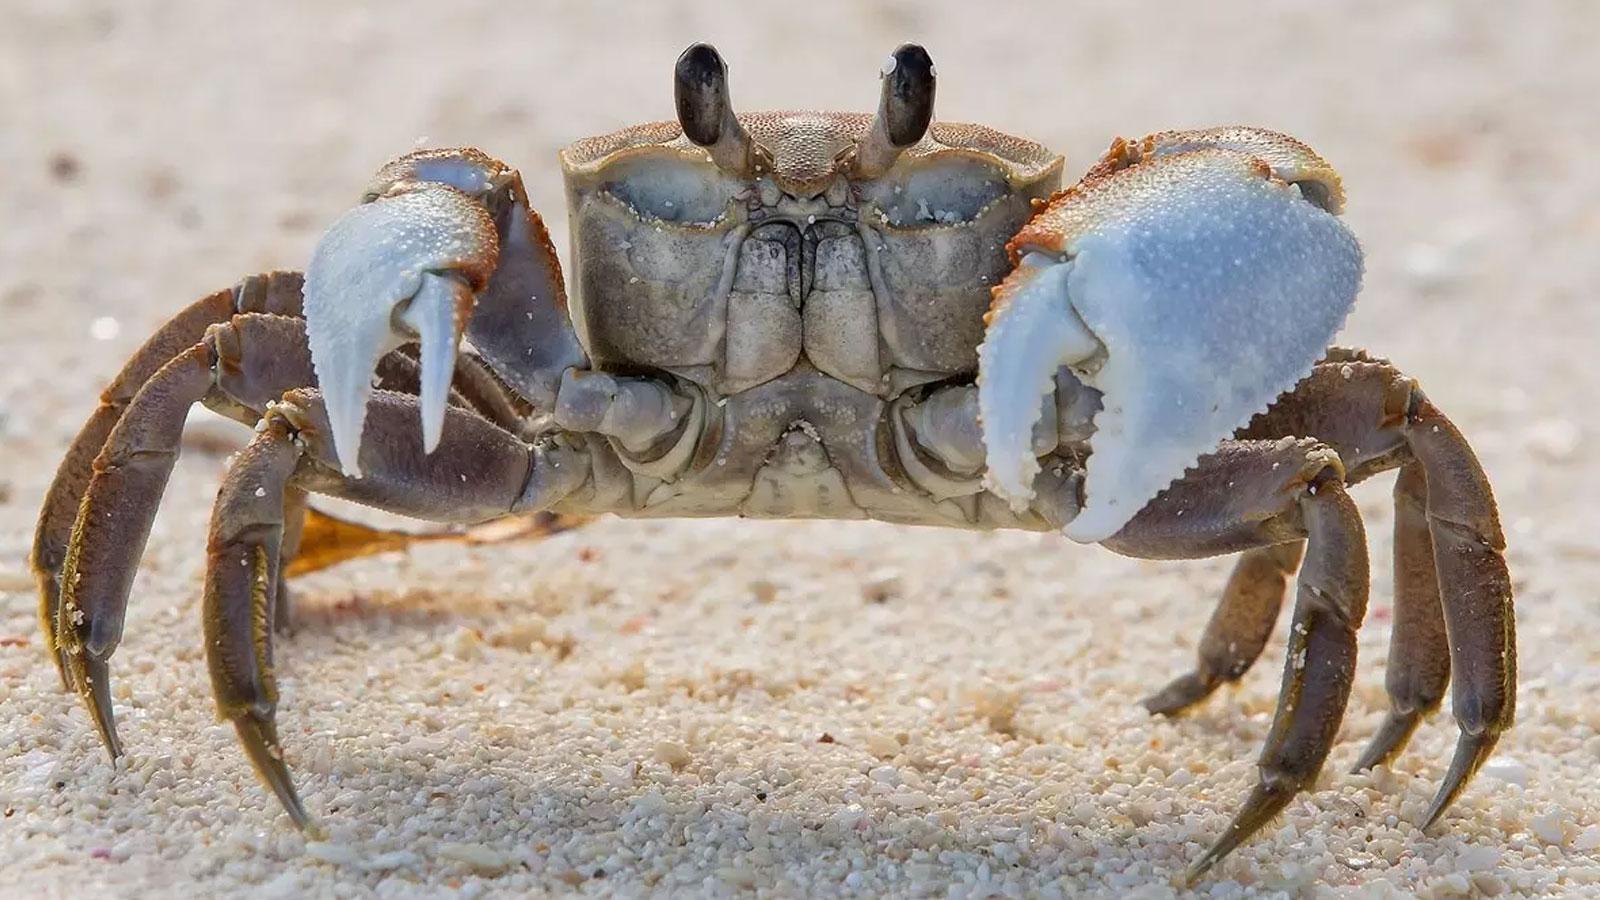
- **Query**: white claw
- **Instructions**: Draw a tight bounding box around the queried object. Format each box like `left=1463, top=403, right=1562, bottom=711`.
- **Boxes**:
left=977, top=256, right=1101, bottom=509
left=302, top=186, right=496, bottom=477
left=978, top=139, right=1362, bottom=543
left=398, top=274, right=472, bottom=456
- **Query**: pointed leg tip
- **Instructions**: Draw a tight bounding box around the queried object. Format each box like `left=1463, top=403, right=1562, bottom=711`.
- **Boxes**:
left=1184, top=851, right=1223, bottom=886
left=1350, top=709, right=1424, bottom=775
left=1421, top=729, right=1499, bottom=833
left=1187, top=778, right=1303, bottom=883
left=1185, top=830, right=1245, bottom=886
left=1420, top=798, right=1450, bottom=833
left=1141, top=672, right=1215, bottom=717
left=74, top=655, right=125, bottom=760
left=1348, top=743, right=1393, bottom=777
left=233, top=716, right=313, bottom=831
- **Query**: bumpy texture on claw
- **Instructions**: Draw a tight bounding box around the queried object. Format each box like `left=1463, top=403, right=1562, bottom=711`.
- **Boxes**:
left=977, top=128, right=1363, bottom=541
left=303, top=183, right=498, bottom=477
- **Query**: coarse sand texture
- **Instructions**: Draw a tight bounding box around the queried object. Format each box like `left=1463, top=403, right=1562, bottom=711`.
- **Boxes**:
left=2, top=2, right=1598, bottom=897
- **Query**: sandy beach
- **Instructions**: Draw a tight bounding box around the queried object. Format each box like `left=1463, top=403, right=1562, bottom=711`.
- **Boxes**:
left=2, top=1, right=1598, bottom=896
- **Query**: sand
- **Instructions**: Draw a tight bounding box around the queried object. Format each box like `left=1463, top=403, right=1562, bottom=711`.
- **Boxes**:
left=2, top=1, right=1598, bottom=897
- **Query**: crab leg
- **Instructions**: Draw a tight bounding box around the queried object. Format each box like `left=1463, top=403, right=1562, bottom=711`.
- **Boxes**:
left=51, top=310, right=532, bottom=754
left=1237, top=351, right=1515, bottom=824
left=55, top=314, right=316, bottom=755
left=1143, top=541, right=1303, bottom=716
left=1104, top=438, right=1369, bottom=881
left=32, top=272, right=304, bottom=684
left=204, top=388, right=587, bottom=829
left=1349, top=461, right=1449, bottom=772
left=1401, top=396, right=1514, bottom=825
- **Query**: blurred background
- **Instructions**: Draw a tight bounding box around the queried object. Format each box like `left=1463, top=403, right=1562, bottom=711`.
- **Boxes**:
left=2, top=1, right=1597, bottom=895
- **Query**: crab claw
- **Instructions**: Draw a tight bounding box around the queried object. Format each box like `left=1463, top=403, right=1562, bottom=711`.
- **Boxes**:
left=978, top=128, right=1363, bottom=542
left=303, top=183, right=498, bottom=476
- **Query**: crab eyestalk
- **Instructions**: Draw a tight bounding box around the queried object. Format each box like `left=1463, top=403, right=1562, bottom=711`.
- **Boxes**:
left=851, top=43, right=937, bottom=178
left=674, top=43, right=771, bottom=177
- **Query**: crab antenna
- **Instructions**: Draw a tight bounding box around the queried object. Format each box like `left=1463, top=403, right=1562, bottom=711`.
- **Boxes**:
left=852, top=44, right=936, bottom=178
left=675, top=43, right=768, bottom=175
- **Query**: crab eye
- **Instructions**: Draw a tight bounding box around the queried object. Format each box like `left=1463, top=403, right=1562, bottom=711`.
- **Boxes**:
left=602, top=158, right=736, bottom=226
left=865, top=157, right=1011, bottom=228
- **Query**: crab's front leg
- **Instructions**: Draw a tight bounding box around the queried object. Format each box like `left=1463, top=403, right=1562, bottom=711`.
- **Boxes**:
left=303, top=149, right=575, bottom=472
left=204, top=388, right=590, bottom=830
left=308, top=147, right=693, bottom=476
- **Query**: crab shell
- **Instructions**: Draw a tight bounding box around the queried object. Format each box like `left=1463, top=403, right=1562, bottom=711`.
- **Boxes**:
left=557, top=113, right=1063, bottom=395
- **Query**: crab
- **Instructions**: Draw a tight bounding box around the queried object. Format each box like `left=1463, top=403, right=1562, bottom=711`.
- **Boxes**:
left=31, top=42, right=1514, bottom=879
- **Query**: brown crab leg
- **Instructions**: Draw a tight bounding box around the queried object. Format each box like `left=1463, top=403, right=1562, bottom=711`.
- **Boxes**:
left=37, top=268, right=523, bottom=681
left=1143, top=541, right=1304, bottom=716
left=53, top=310, right=533, bottom=751
left=205, top=388, right=586, bottom=830
left=55, top=314, right=316, bottom=756
left=1350, top=461, right=1449, bottom=771
left=1403, top=391, right=1514, bottom=826
left=1103, top=438, right=1369, bottom=882
left=32, top=273, right=304, bottom=684
left=273, top=487, right=310, bottom=637
left=1239, top=351, right=1515, bottom=825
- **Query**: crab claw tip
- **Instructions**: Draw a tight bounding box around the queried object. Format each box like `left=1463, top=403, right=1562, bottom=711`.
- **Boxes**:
left=977, top=256, right=1101, bottom=511
left=398, top=273, right=472, bottom=456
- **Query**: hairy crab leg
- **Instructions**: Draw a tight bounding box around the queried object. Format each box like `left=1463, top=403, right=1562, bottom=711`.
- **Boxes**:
left=33, top=272, right=304, bottom=684
left=1143, top=541, right=1303, bottom=716
left=52, top=311, right=537, bottom=755
left=1238, top=351, right=1515, bottom=823
left=205, top=388, right=587, bottom=829
left=55, top=314, right=315, bottom=755
left=1349, top=461, right=1449, bottom=772
left=1103, top=439, right=1369, bottom=882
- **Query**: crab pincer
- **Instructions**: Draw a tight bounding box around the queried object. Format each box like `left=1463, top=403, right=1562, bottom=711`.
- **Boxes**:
left=304, top=150, right=586, bottom=477
left=978, top=128, right=1363, bottom=542
left=304, top=168, right=499, bottom=477
left=978, top=130, right=1373, bottom=877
